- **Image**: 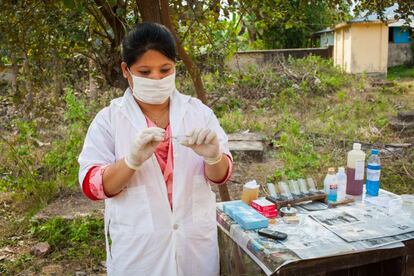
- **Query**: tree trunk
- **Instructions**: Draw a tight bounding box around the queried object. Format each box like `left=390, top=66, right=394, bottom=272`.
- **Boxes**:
left=136, top=0, right=162, bottom=22
left=136, top=0, right=208, bottom=104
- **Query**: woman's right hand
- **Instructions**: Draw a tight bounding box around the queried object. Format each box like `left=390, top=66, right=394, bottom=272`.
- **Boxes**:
left=124, top=127, right=165, bottom=170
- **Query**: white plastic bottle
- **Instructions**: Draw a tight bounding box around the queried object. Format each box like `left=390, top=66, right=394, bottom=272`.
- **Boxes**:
left=324, top=167, right=337, bottom=194
left=336, top=167, right=347, bottom=200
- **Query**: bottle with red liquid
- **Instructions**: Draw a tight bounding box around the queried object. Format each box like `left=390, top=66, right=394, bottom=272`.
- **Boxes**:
left=346, top=143, right=366, bottom=195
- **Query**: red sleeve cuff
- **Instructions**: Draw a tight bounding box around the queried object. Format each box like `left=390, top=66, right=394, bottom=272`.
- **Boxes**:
left=82, top=166, right=100, bottom=201
left=82, top=164, right=120, bottom=200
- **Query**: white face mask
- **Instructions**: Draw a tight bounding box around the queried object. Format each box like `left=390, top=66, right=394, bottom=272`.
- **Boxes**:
left=128, top=68, right=176, bottom=104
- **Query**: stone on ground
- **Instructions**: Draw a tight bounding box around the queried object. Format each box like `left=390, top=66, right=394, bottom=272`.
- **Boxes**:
left=31, top=242, right=51, bottom=257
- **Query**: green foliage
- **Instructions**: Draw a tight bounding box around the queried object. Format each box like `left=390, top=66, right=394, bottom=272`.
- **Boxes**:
left=0, top=87, right=91, bottom=198
left=0, top=254, right=33, bottom=274
left=219, top=109, right=265, bottom=133
left=0, top=1, right=91, bottom=94
left=239, top=1, right=350, bottom=50
left=30, top=217, right=105, bottom=260
left=270, top=117, right=321, bottom=180
left=0, top=118, right=46, bottom=194
left=387, top=65, right=414, bottom=80
left=288, top=55, right=351, bottom=94
left=336, top=90, right=347, bottom=103
left=31, top=217, right=103, bottom=247
left=219, top=110, right=243, bottom=133
left=180, top=10, right=241, bottom=71
left=44, top=87, right=91, bottom=188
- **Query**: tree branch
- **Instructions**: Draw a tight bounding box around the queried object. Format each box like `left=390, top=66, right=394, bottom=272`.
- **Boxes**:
left=86, top=4, right=114, bottom=43
left=94, top=0, right=125, bottom=46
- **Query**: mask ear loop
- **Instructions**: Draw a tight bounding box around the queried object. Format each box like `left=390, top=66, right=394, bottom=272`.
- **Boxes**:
left=126, top=67, right=135, bottom=92
left=126, top=67, right=133, bottom=76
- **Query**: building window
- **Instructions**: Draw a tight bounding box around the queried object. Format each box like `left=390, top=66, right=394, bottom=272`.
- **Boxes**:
left=389, top=27, right=394, bottom=42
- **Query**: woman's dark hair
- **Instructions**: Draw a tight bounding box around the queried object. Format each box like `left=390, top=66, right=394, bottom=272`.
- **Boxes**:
left=121, top=22, right=177, bottom=67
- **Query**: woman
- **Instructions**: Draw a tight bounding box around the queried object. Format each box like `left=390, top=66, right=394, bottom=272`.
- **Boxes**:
left=78, top=22, right=233, bottom=276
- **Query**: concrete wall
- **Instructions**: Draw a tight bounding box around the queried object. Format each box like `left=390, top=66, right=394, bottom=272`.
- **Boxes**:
left=334, top=27, right=351, bottom=72
left=226, top=47, right=333, bottom=71
left=350, top=23, right=388, bottom=74
left=343, top=27, right=352, bottom=72
left=333, top=29, right=342, bottom=70
left=335, top=22, right=388, bottom=75
left=388, top=42, right=413, bottom=67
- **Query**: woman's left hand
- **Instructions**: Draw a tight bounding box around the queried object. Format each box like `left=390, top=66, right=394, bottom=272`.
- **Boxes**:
left=182, top=128, right=221, bottom=164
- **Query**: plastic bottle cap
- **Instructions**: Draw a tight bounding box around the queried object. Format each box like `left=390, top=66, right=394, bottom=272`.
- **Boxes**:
left=244, top=180, right=259, bottom=189
left=328, top=167, right=335, bottom=174
left=371, top=149, right=379, bottom=155
left=338, top=167, right=345, bottom=173
left=353, top=143, right=361, bottom=150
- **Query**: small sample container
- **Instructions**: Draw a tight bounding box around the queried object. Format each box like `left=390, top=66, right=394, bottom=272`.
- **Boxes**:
left=288, top=180, right=301, bottom=196
left=280, top=204, right=297, bottom=217
left=267, top=183, right=277, bottom=197
left=306, top=177, right=318, bottom=193
left=278, top=181, right=293, bottom=200
left=241, top=180, right=260, bottom=205
left=298, top=178, right=309, bottom=194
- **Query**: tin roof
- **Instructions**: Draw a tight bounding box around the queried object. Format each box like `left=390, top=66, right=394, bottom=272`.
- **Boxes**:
left=312, top=28, right=333, bottom=35
left=350, top=3, right=413, bottom=27
left=329, top=3, right=414, bottom=30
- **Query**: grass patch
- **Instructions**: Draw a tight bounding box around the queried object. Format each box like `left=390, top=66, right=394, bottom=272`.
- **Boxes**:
left=0, top=216, right=106, bottom=274
left=388, top=65, right=414, bottom=80
left=30, top=217, right=105, bottom=260
left=219, top=109, right=266, bottom=133
left=269, top=117, right=322, bottom=180
left=0, top=254, right=33, bottom=274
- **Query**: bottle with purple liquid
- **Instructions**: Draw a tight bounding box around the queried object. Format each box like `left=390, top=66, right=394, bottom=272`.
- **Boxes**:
left=346, top=143, right=366, bottom=195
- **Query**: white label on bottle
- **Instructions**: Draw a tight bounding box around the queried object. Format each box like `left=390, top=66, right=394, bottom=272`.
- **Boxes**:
left=355, top=160, right=365, bottom=180
left=367, top=169, right=381, bottom=181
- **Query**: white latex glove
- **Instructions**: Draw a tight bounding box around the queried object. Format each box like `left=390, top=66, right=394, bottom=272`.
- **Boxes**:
left=125, top=127, right=165, bottom=170
left=182, top=128, right=222, bottom=165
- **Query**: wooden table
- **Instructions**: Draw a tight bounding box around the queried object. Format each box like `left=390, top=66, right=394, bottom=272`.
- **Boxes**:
left=219, top=231, right=414, bottom=276
left=276, top=239, right=414, bottom=276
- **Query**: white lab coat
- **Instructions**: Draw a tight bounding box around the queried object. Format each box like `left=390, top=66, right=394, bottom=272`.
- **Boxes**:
left=78, top=88, right=231, bottom=276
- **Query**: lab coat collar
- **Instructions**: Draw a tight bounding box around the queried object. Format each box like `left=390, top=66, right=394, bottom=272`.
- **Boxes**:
left=120, top=88, right=191, bottom=134
left=169, top=89, right=191, bottom=137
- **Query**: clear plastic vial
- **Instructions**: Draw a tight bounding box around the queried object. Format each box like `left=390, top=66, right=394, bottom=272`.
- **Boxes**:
left=336, top=167, right=347, bottom=200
